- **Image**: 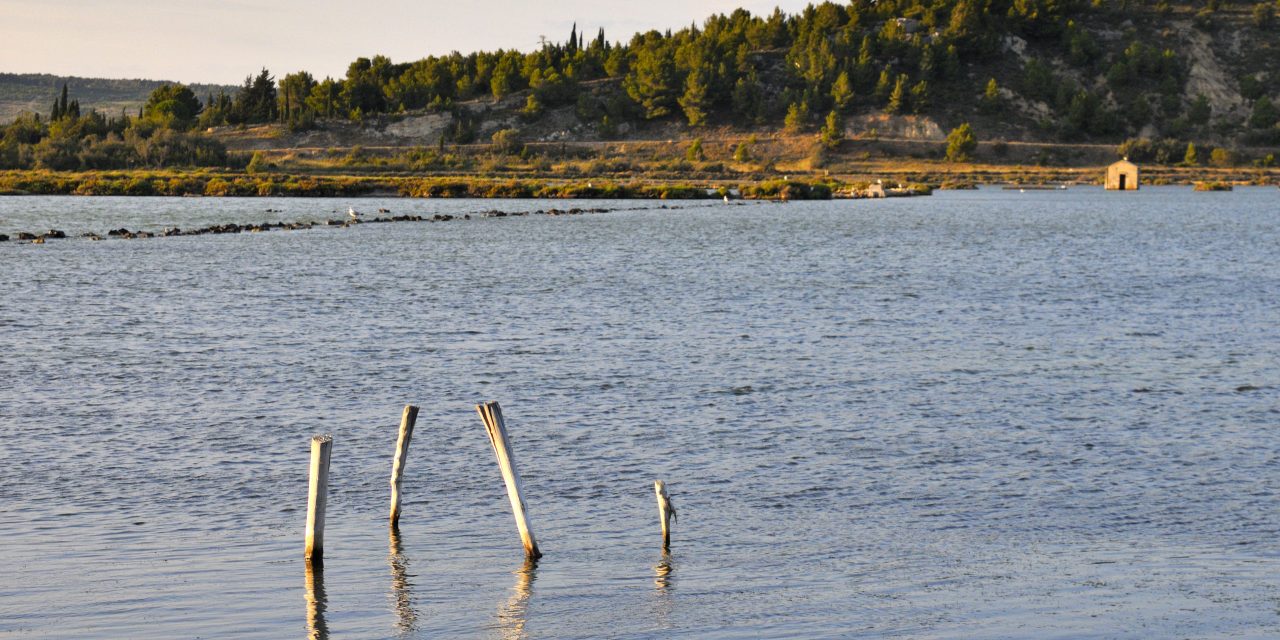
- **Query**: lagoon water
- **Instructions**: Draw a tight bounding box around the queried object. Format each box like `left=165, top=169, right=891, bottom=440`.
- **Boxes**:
left=1, top=187, right=1278, bottom=638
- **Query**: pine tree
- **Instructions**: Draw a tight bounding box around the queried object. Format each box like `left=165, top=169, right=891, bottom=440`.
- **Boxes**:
left=1249, top=96, right=1278, bottom=129
left=569, top=23, right=578, bottom=53
left=946, top=123, right=978, bottom=162
left=874, top=67, right=893, bottom=100
left=679, top=68, right=710, bottom=126
left=731, top=75, right=763, bottom=124
left=623, top=38, right=678, bottom=118
left=784, top=101, right=809, bottom=133
left=885, top=74, right=908, bottom=114
left=910, top=80, right=929, bottom=113
left=686, top=137, right=704, bottom=161
left=831, top=71, right=854, bottom=112
left=980, top=78, right=1002, bottom=113
left=918, top=46, right=937, bottom=79
left=819, top=110, right=844, bottom=149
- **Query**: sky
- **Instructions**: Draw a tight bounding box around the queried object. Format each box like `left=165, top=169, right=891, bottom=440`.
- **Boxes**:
left=2, top=0, right=814, bottom=85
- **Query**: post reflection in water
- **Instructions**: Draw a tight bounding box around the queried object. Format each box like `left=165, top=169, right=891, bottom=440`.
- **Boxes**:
left=388, top=526, right=418, bottom=635
left=304, top=560, right=329, bottom=640
left=652, top=552, right=676, bottom=628
left=496, top=559, right=538, bottom=640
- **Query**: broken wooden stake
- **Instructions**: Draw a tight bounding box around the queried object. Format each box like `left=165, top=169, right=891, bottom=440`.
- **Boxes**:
left=305, top=434, right=333, bottom=562
left=655, top=480, right=676, bottom=551
left=476, top=401, right=542, bottom=559
left=389, top=404, right=419, bottom=527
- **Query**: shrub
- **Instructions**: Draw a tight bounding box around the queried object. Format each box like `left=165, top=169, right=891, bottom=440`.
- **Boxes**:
left=945, top=123, right=977, bottom=162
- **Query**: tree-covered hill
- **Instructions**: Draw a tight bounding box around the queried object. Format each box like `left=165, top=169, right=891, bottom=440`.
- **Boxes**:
left=213, top=0, right=1280, bottom=149
left=4, top=0, right=1280, bottom=174
left=0, top=73, right=234, bottom=124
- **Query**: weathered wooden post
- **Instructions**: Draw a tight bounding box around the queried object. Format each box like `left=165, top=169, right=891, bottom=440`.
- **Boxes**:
left=389, top=404, right=419, bottom=527
left=305, top=434, right=333, bottom=562
left=655, top=480, right=676, bottom=551
left=476, top=401, right=542, bottom=559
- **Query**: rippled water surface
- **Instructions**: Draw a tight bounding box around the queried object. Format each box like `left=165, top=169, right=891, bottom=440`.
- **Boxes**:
left=1, top=188, right=1278, bottom=639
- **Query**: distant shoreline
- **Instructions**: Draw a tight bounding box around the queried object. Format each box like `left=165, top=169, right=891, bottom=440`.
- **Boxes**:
left=0, top=170, right=931, bottom=200
left=0, top=165, right=1273, bottom=201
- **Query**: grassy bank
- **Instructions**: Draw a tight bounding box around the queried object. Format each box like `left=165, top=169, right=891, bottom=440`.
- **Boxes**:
left=0, top=158, right=1273, bottom=200
left=0, top=170, right=926, bottom=200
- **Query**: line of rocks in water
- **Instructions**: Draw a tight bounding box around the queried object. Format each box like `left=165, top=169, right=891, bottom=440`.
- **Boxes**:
left=0, top=202, right=738, bottom=244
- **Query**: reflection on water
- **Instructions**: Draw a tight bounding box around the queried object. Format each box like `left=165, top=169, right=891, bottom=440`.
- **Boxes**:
left=304, top=560, right=328, bottom=640
left=496, top=559, right=537, bottom=640
left=653, top=553, right=675, bottom=592
left=388, top=526, right=418, bottom=635
left=652, top=552, right=676, bottom=628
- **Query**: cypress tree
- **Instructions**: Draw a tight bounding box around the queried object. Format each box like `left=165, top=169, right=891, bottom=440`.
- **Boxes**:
left=59, top=84, right=69, bottom=119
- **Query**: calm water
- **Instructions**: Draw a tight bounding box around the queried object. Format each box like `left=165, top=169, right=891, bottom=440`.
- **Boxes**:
left=1, top=188, right=1278, bottom=639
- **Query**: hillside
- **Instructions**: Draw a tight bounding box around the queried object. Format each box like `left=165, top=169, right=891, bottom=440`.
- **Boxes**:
left=0, top=73, right=234, bottom=123
left=3, top=1, right=1279, bottom=176
left=207, top=0, right=1280, bottom=162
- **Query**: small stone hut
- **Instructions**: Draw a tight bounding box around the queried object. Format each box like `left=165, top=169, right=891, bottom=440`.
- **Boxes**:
left=1106, top=159, right=1139, bottom=190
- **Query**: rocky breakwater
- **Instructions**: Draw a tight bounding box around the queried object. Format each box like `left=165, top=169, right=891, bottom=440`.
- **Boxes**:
left=1, top=202, right=724, bottom=245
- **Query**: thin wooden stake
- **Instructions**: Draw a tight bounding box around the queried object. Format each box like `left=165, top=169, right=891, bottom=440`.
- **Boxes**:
left=476, top=401, right=542, bottom=559
left=305, top=434, right=333, bottom=562
left=655, top=480, right=676, bottom=551
left=389, top=404, right=419, bottom=527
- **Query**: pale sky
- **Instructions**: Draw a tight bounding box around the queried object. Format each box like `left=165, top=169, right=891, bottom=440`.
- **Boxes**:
left=1, top=0, right=814, bottom=85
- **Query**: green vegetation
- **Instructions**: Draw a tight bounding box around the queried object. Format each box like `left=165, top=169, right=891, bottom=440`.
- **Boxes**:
left=0, top=170, right=843, bottom=200
left=946, top=123, right=977, bottom=162
left=18, top=1, right=1279, bottom=141
left=3, top=1, right=1280, bottom=183
left=0, top=84, right=233, bottom=171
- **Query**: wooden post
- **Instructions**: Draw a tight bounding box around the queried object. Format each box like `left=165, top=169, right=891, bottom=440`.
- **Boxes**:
left=305, top=434, right=333, bottom=562
left=476, top=401, right=542, bottom=559
left=655, top=480, right=676, bottom=551
left=389, top=404, right=419, bottom=527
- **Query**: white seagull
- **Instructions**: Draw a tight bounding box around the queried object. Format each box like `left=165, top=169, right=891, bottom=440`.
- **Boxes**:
left=348, top=206, right=361, bottom=220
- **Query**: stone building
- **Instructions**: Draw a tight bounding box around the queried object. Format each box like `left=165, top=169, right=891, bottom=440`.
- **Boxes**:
left=1106, top=159, right=1139, bottom=190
